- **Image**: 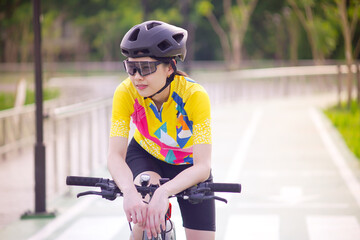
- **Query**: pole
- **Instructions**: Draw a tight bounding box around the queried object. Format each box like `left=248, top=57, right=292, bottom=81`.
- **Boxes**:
left=33, top=0, right=47, bottom=214
left=22, top=0, right=55, bottom=219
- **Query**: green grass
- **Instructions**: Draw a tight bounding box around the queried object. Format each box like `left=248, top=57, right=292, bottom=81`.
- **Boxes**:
left=324, top=101, right=360, bottom=160
left=0, top=88, right=60, bottom=111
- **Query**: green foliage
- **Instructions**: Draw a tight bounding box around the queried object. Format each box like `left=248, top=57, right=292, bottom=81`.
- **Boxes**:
left=313, top=16, right=339, bottom=57
left=1, top=0, right=359, bottom=62
left=325, top=101, right=360, bottom=160
left=294, top=0, right=315, bottom=8
left=0, top=92, right=16, bottom=110
left=196, top=0, right=213, bottom=17
left=150, top=8, right=182, bottom=24
left=0, top=88, right=61, bottom=111
left=25, top=88, right=61, bottom=105
left=0, top=1, right=32, bottom=62
left=74, top=0, right=143, bottom=61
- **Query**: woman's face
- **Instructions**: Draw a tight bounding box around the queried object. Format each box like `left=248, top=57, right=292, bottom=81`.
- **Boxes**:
left=127, top=56, right=173, bottom=99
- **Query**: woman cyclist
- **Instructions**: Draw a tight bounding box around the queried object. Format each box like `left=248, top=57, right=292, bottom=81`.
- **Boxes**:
left=107, top=20, right=214, bottom=240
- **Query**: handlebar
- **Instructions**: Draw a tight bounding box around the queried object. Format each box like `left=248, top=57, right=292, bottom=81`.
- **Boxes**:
left=66, top=176, right=241, bottom=204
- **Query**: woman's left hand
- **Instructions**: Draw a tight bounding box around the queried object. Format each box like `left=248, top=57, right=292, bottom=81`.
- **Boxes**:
left=145, top=187, right=169, bottom=239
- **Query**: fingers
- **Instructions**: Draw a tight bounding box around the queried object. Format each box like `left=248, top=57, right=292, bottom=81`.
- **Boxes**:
left=146, top=215, right=154, bottom=239
left=146, top=213, right=164, bottom=239
left=126, top=211, right=132, bottom=223
left=138, top=207, right=147, bottom=227
left=125, top=203, right=147, bottom=226
left=132, top=208, right=148, bottom=226
left=155, top=214, right=162, bottom=235
left=161, top=217, right=166, bottom=232
left=146, top=215, right=158, bottom=239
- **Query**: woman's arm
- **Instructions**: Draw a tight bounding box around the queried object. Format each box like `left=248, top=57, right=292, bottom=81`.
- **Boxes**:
left=145, top=143, right=212, bottom=238
left=107, top=136, right=147, bottom=226
left=161, top=143, right=212, bottom=195
left=107, top=137, right=133, bottom=192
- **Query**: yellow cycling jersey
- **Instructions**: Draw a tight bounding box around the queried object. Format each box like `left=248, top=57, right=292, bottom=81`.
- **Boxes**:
left=110, top=75, right=211, bottom=165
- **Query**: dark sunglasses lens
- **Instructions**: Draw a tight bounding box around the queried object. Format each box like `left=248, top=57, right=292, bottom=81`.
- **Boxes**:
left=138, top=62, right=157, bottom=76
left=124, top=61, right=160, bottom=76
left=124, top=62, right=137, bottom=75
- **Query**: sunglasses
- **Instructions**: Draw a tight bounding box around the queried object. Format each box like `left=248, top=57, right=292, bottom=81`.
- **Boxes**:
left=123, top=60, right=162, bottom=77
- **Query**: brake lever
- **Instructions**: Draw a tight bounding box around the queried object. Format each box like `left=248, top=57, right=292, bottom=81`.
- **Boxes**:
left=77, top=190, right=103, bottom=198
left=77, top=190, right=118, bottom=201
left=182, top=193, right=228, bottom=204
left=213, top=196, right=228, bottom=204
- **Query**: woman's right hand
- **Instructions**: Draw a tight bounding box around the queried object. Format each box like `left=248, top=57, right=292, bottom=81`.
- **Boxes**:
left=123, top=189, right=148, bottom=227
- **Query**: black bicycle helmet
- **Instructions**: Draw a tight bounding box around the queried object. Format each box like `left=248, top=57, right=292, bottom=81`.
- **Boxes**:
left=120, top=20, right=188, bottom=61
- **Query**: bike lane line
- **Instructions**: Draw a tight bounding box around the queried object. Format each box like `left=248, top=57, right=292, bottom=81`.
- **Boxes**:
left=54, top=216, right=126, bottom=240
left=224, top=214, right=279, bottom=240
left=27, top=197, right=96, bottom=240
left=307, top=215, right=360, bottom=240
left=309, top=107, right=360, bottom=208
left=225, top=108, right=263, bottom=183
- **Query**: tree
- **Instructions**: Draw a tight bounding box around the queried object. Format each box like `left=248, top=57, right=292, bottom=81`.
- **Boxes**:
left=0, top=1, right=32, bottom=63
left=283, top=7, right=300, bottom=65
left=335, top=0, right=359, bottom=107
left=197, top=0, right=258, bottom=69
left=287, top=0, right=338, bottom=65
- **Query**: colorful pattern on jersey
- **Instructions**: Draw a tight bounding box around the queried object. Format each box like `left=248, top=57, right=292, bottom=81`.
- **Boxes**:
left=110, top=75, right=211, bottom=165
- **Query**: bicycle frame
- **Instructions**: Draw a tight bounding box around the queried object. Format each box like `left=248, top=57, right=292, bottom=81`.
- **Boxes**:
left=138, top=174, right=175, bottom=240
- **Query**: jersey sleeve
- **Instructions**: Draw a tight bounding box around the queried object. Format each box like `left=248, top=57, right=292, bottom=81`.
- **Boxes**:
left=187, top=90, right=212, bottom=145
left=110, top=83, right=133, bottom=138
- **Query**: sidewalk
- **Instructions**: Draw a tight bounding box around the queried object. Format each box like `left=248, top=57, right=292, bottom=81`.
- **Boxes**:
left=1, top=93, right=360, bottom=240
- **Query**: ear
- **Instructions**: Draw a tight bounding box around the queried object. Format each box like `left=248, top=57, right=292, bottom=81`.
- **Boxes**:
left=167, top=59, right=176, bottom=76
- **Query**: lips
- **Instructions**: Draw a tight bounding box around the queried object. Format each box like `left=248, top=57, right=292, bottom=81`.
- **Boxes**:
left=136, top=84, right=148, bottom=90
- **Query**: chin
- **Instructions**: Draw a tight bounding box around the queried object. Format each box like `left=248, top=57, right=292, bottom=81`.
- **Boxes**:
left=136, top=90, right=151, bottom=98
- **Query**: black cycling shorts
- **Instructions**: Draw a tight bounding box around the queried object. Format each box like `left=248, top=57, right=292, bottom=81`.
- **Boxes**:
left=125, top=138, right=216, bottom=232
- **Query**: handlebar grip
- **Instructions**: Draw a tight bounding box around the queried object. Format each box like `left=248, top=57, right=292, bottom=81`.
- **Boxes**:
left=66, top=176, right=103, bottom=187
left=206, top=183, right=241, bottom=193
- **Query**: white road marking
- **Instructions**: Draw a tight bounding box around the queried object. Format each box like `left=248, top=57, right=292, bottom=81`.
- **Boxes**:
left=309, top=108, right=360, bottom=208
left=268, top=186, right=317, bottom=205
left=238, top=202, right=348, bottom=209
left=216, top=109, right=262, bottom=206
left=307, top=215, right=360, bottom=240
left=226, top=109, right=263, bottom=183
left=28, top=197, right=96, bottom=240
left=55, top=216, right=126, bottom=240
left=243, top=169, right=337, bottom=178
left=224, top=215, right=279, bottom=240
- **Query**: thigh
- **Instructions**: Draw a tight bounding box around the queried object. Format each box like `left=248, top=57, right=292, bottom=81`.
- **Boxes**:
left=185, top=228, right=215, bottom=240
left=125, top=138, right=163, bottom=180
left=177, top=196, right=216, bottom=232
left=177, top=173, right=215, bottom=232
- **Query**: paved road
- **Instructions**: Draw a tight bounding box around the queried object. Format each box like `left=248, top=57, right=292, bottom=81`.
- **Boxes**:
left=211, top=96, right=360, bottom=240
left=1, top=93, right=360, bottom=240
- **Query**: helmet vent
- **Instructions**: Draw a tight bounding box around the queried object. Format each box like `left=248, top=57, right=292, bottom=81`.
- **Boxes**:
left=134, top=49, right=150, bottom=55
left=157, top=40, right=171, bottom=51
left=146, top=22, right=161, bottom=30
left=172, top=33, right=184, bottom=43
left=129, top=28, right=140, bottom=41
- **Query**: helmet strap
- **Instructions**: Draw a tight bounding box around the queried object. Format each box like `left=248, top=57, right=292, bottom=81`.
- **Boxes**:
left=144, top=60, right=176, bottom=100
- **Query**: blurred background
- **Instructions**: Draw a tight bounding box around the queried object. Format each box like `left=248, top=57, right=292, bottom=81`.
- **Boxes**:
left=0, top=0, right=360, bottom=239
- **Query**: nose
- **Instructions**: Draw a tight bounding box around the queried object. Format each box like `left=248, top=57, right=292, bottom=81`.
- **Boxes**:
left=133, top=70, right=143, bottom=80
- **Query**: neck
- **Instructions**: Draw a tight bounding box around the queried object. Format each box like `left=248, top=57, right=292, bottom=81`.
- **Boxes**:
left=151, top=85, right=171, bottom=110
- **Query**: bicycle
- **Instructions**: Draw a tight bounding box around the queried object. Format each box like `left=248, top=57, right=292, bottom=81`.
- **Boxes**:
left=66, top=174, right=241, bottom=240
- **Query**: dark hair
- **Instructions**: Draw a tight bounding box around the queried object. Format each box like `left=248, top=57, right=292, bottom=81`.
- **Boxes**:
left=175, top=69, right=188, bottom=77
